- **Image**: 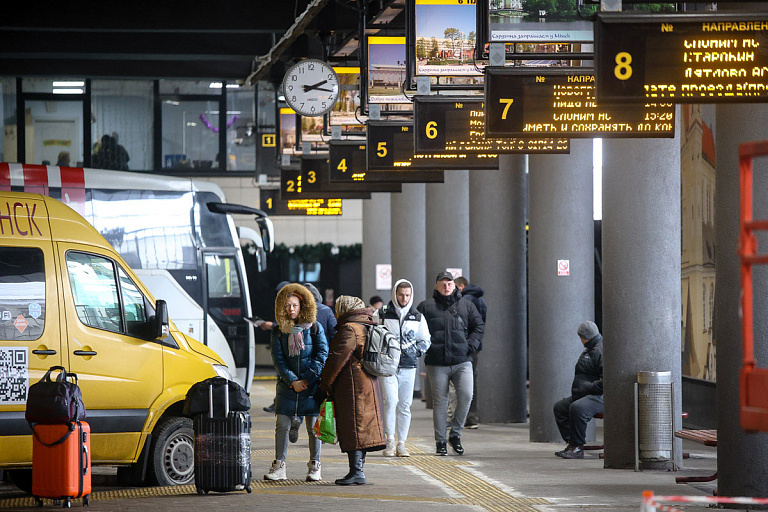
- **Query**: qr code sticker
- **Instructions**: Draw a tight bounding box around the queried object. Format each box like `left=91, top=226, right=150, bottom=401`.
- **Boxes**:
left=0, top=347, right=29, bottom=405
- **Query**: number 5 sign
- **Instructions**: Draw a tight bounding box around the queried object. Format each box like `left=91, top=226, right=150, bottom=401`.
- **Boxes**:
left=557, top=260, right=570, bottom=277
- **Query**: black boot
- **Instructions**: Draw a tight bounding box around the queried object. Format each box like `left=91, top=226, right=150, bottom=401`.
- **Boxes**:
left=335, top=450, right=366, bottom=485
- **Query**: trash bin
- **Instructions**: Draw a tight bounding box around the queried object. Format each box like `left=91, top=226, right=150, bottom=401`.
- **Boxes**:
left=634, top=371, right=674, bottom=470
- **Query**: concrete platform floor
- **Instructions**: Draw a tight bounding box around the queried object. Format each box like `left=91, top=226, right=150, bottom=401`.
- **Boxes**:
left=0, top=376, right=720, bottom=511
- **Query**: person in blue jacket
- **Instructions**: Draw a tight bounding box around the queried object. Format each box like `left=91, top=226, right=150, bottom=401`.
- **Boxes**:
left=264, top=283, right=328, bottom=482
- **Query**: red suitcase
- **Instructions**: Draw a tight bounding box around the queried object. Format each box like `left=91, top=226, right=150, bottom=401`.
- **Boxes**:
left=32, top=421, right=91, bottom=508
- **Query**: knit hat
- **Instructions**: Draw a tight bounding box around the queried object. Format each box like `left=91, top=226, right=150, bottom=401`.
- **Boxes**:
left=335, top=295, right=365, bottom=318
left=577, top=321, right=600, bottom=341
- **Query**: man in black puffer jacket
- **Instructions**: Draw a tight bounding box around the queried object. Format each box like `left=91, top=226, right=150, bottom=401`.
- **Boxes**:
left=553, top=321, right=604, bottom=459
left=417, top=272, right=484, bottom=457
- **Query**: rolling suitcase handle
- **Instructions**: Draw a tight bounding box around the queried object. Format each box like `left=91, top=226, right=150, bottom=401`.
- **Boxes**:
left=208, top=382, right=230, bottom=419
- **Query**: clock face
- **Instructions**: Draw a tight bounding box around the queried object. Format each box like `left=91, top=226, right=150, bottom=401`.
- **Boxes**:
left=283, top=60, right=340, bottom=117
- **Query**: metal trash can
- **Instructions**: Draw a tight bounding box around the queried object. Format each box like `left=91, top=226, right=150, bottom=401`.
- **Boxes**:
left=634, top=371, right=675, bottom=470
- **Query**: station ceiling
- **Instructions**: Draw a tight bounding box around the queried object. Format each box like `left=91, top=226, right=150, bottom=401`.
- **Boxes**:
left=1, top=0, right=402, bottom=84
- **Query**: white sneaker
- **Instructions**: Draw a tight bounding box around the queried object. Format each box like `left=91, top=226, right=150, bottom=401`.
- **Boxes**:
left=383, top=438, right=396, bottom=457
left=264, top=459, right=287, bottom=481
left=306, top=460, right=321, bottom=481
left=396, top=443, right=410, bottom=457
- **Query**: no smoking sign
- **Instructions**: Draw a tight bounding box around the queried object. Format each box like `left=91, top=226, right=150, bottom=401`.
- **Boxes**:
left=557, top=260, right=570, bottom=277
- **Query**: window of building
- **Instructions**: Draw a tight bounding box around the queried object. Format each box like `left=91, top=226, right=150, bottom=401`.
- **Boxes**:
left=0, top=78, right=17, bottom=163
left=0, top=247, right=45, bottom=341
left=91, top=80, right=153, bottom=171
left=162, top=99, right=220, bottom=170
left=226, top=87, right=256, bottom=171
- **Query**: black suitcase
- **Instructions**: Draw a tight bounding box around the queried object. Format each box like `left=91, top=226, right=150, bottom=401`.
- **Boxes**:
left=193, top=384, right=252, bottom=494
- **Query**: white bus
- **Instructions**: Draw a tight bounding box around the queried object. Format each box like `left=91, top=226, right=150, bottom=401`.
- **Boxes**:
left=0, top=163, right=273, bottom=389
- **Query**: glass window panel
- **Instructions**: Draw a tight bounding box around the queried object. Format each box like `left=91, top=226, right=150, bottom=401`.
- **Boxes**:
left=226, top=87, right=256, bottom=171
left=66, top=252, right=122, bottom=334
left=0, top=247, right=45, bottom=341
left=91, top=80, right=153, bottom=171
left=1, top=78, right=17, bottom=163
left=162, top=100, right=219, bottom=170
left=118, top=267, right=149, bottom=338
left=25, top=100, right=84, bottom=166
left=159, top=80, right=220, bottom=95
left=205, top=254, right=242, bottom=299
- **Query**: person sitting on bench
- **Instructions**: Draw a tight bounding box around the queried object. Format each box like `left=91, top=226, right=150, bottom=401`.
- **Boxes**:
left=553, top=321, right=604, bottom=460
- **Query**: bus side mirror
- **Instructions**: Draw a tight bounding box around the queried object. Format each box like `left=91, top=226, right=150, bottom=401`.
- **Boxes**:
left=153, top=299, right=169, bottom=339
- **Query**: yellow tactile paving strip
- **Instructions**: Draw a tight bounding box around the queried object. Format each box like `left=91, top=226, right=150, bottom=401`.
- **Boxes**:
left=0, top=444, right=550, bottom=511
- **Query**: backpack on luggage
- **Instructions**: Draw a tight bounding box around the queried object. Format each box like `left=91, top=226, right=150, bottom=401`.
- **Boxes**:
left=190, top=381, right=252, bottom=494
left=183, top=376, right=251, bottom=418
left=25, top=366, right=86, bottom=425
left=32, top=421, right=91, bottom=508
left=361, top=321, right=401, bottom=377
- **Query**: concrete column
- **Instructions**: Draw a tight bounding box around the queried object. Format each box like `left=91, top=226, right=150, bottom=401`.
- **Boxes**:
left=528, top=140, right=595, bottom=443
left=425, top=170, right=470, bottom=292
left=390, top=183, right=427, bottom=304
left=602, top=123, right=682, bottom=469
left=469, top=154, right=528, bottom=423
left=362, top=193, right=391, bottom=305
left=715, top=104, right=768, bottom=497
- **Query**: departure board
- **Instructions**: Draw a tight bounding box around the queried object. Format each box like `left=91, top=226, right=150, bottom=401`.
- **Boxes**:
left=413, top=96, right=570, bottom=154
left=485, top=67, right=676, bottom=138
left=329, top=141, right=445, bottom=183
left=596, top=13, right=768, bottom=103
left=281, top=169, right=372, bottom=200
left=260, top=188, right=343, bottom=216
left=367, top=121, right=499, bottom=170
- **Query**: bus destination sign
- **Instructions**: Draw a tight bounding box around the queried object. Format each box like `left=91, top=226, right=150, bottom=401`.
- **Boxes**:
left=367, top=121, right=499, bottom=170
left=329, top=141, right=445, bottom=183
left=596, top=13, right=768, bottom=103
left=261, top=188, right=343, bottom=216
left=485, top=67, right=675, bottom=138
left=414, top=96, right=570, bottom=154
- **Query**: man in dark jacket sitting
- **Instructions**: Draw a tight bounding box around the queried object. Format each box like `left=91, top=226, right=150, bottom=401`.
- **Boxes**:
left=553, top=321, right=604, bottom=459
left=418, top=271, right=484, bottom=456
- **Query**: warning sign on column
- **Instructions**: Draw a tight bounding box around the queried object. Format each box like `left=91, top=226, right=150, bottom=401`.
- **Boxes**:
left=557, top=260, right=570, bottom=277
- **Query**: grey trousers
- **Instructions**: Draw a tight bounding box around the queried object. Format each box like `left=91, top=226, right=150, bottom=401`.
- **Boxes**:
left=275, top=413, right=321, bottom=462
left=427, top=361, right=473, bottom=442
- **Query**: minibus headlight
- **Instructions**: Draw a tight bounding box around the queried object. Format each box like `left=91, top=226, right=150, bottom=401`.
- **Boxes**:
left=213, top=364, right=232, bottom=380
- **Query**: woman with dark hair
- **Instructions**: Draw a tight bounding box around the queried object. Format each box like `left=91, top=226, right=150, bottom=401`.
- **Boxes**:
left=320, top=295, right=386, bottom=485
left=264, top=283, right=328, bottom=482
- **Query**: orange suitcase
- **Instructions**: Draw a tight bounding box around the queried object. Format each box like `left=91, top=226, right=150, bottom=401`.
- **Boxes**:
left=32, top=421, right=91, bottom=508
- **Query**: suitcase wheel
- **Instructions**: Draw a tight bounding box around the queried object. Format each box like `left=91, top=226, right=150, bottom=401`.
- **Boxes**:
left=35, top=497, right=43, bottom=507
left=83, top=495, right=90, bottom=507
left=197, top=489, right=204, bottom=495
left=246, top=486, right=252, bottom=493
left=63, top=499, right=71, bottom=509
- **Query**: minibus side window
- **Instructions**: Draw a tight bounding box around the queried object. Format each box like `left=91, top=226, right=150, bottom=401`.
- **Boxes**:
left=66, top=252, right=123, bottom=333
left=117, top=268, right=150, bottom=338
left=0, top=247, right=45, bottom=341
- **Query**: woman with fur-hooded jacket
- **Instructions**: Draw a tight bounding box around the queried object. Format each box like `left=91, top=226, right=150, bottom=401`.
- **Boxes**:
left=320, top=296, right=386, bottom=485
left=264, top=283, right=328, bottom=482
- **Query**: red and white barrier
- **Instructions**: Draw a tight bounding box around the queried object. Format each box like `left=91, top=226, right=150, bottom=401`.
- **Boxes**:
left=642, top=490, right=768, bottom=511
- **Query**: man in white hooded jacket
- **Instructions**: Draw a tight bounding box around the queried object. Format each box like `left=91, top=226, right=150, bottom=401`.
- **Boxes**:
left=374, top=279, right=432, bottom=457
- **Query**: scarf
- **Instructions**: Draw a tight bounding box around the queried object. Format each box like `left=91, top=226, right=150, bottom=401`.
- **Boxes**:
left=288, top=323, right=312, bottom=356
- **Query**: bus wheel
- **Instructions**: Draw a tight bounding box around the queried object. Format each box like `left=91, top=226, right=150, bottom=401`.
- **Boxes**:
left=149, top=417, right=194, bottom=486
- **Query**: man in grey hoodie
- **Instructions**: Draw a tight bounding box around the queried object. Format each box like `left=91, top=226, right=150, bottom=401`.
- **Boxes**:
left=374, top=279, right=431, bottom=457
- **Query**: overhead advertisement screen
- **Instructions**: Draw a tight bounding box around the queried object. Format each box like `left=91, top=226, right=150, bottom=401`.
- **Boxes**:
left=414, top=96, right=570, bottom=154
left=596, top=13, right=768, bottom=103
left=329, top=66, right=366, bottom=133
left=485, top=68, right=676, bottom=138
left=368, top=37, right=411, bottom=104
left=329, top=141, right=445, bottom=183
left=367, top=121, right=499, bottom=170
left=260, top=188, right=343, bottom=216
left=414, top=0, right=481, bottom=76
left=487, top=0, right=593, bottom=43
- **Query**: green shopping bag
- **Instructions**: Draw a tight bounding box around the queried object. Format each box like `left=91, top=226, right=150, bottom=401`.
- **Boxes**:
left=313, top=399, right=337, bottom=444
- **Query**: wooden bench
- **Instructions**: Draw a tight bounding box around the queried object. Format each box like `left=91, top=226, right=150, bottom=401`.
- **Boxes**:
left=673, top=429, right=717, bottom=483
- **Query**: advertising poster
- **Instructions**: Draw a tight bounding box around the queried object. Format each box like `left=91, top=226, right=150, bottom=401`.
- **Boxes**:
left=488, top=0, right=593, bottom=43
left=279, top=107, right=297, bottom=155
left=415, top=0, right=481, bottom=76
left=329, top=66, right=366, bottom=133
left=368, top=36, right=410, bottom=104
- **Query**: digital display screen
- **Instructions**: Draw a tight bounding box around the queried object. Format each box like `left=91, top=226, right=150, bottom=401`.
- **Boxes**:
left=280, top=168, right=372, bottom=200
left=367, top=121, right=499, bottom=170
left=260, top=188, right=343, bottom=216
left=279, top=107, right=298, bottom=155
left=596, top=13, right=768, bottom=103
left=414, top=0, right=481, bottom=77
left=368, top=36, right=411, bottom=104
left=329, top=66, right=366, bottom=133
left=485, top=67, right=676, bottom=138
left=329, top=142, right=446, bottom=183
left=414, top=96, right=570, bottom=154
left=486, top=0, right=593, bottom=43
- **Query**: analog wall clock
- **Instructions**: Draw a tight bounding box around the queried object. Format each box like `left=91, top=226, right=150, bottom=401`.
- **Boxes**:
left=282, top=59, right=340, bottom=117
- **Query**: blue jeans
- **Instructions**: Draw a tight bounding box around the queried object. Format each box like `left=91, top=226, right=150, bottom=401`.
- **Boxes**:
left=381, top=367, right=417, bottom=443
left=274, top=413, right=321, bottom=462
left=427, top=362, right=473, bottom=442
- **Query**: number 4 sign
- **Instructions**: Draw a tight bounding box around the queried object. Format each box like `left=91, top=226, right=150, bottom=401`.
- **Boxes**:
left=557, top=260, right=570, bottom=277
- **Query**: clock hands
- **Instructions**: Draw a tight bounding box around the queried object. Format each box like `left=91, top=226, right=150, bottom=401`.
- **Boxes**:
left=303, top=80, right=332, bottom=93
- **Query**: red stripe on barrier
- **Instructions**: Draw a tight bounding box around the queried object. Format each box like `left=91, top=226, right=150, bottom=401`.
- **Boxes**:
left=60, top=167, right=85, bottom=188
left=0, top=164, right=10, bottom=187
left=23, top=165, right=48, bottom=187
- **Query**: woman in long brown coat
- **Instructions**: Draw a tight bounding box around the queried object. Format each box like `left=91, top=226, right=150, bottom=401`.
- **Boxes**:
left=320, top=295, right=386, bottom=485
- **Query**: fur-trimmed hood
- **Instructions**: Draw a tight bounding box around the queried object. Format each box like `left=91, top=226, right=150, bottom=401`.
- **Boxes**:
left=274, top=283, right=317, bottom=333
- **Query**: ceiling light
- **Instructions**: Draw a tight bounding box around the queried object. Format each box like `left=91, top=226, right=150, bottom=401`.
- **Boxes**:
left=52, top=81, right=84, bottom=87
left=52, top=88, right=83, bottom=95
left=209, top=82, right=241, bottom=89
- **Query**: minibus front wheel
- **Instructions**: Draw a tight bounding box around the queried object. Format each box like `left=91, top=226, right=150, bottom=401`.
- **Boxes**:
left=148, top=417, right=194, bottom=486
